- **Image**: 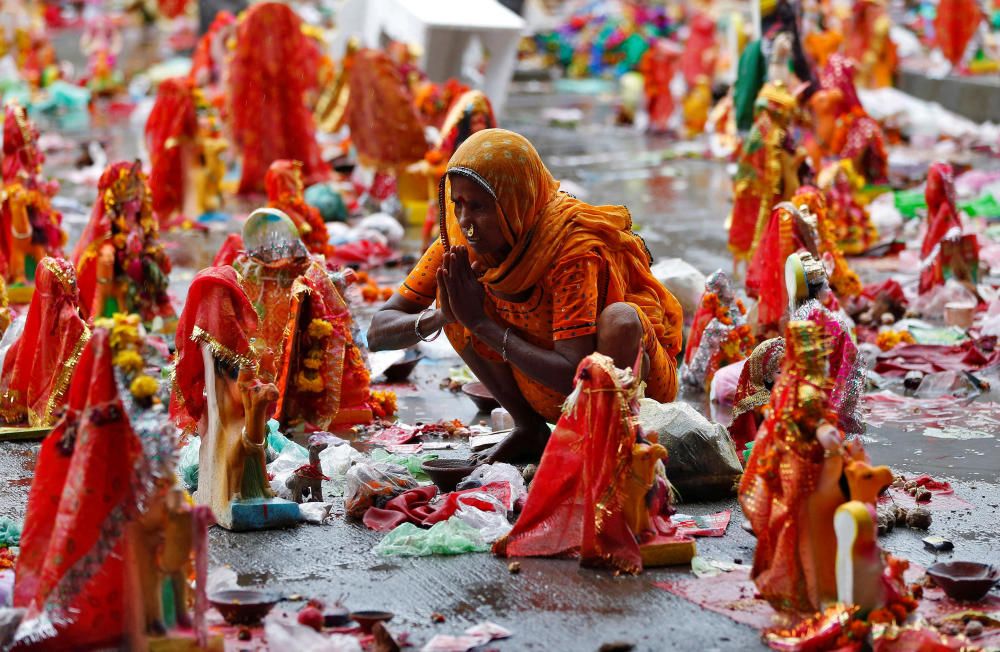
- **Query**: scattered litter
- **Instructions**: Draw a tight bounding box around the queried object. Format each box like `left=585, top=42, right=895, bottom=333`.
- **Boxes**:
left=374, top=519, right=490, bottom=557
left=345, top=463, right=419, bottom=519
left=671, top=511, right=731, bottom=537
left=299, top=502, right=335, bottom=525
left=420, top=621, right=511, bottom=652
left=690, top=556, right=742, bottom=579
left=922, top=427, right=993, bottom=440
left=264, top=613, right=362, bottom=651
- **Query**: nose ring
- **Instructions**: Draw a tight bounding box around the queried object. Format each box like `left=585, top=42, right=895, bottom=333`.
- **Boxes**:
left=466, top=225, right=475, bottom=238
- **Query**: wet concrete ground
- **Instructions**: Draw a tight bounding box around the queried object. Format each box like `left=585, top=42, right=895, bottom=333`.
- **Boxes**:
left=1, top=72, right=999, bottom=650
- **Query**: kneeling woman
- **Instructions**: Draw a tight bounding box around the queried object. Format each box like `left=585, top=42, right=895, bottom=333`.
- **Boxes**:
left=368, top=129, right=682, bottom=462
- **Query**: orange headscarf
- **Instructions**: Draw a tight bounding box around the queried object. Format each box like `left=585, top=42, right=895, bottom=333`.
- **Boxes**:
left=441, top=129, right=682, bottom=357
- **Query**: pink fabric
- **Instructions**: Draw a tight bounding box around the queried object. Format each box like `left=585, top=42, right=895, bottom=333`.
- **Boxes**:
left=873, top=337, right=1000, bottom=376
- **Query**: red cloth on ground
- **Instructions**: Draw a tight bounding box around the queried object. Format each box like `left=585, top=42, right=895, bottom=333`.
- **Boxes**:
left=362, top=482, right=511, bottom=532
left=873, top=337, right=1000, bottom=377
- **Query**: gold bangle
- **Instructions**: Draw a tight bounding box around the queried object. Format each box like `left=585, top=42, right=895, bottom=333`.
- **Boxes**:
left=241, top=426, right=266, bottom=450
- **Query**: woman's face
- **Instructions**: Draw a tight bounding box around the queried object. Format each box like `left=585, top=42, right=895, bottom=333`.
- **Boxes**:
left=450, top=174, right=510, bottom=262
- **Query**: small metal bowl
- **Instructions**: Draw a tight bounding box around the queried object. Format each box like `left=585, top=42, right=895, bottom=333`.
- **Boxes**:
left=209, top=589, right=282, bottom=626
left=461, top=382, right=500, bottom=412
left=350, top=610, right=394, bottom=633
left=421, top=458, right=479, bottom=493
left=383, top=350, right=424, bottom=382
left=927, top=561, right=999, bottom=602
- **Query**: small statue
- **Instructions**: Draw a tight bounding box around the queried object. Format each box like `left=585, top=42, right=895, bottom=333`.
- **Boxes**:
left=171, top=265, right=300, bottom=530
left=746, top=202, right=822, bottom=335
left=0, top=257, right=90, bottom=427
left=286, top=438, right=329, bottom=503
left=232, top=209, right=373, bottom=432
left=146, top=78, right=229, bottom=227
left=792, top=186, right=864, bottom=300
left=739, top=320, right=887, bottom=612
left=811, top=55, right=889, bottom=184
left=0, top=102, right=66, bottom=290
left=844, top=0, right=897, bottom=88
left=818, top=159, right=879, bottom=256
left=496, top=353, right=693, bottom=574
left=681, top=75, right=713, bottom=137
left=639, top=38, right=682, bottom=134
left=72, top=161, right=174, bottom=327
left=729, top=81, right=803, bottom=266
left=918, top=162, right=979, bottom=297
left=13, top=322, right=178, bottom=649
left=682, top=270, right=754, bottom=393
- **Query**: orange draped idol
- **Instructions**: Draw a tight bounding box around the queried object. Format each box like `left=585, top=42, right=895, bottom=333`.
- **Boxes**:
left=399, top=129, right=683, bottom=422
left=228, top=2, right=331, bottom=194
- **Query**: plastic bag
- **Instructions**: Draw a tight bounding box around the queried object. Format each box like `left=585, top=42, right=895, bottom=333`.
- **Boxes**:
left=452, top=493, right=512, bottom=544
left=265, top=613, right=362, bottom=652
left=267, top=442, right=311, bottom=500
left=637, top=399, right=742, bottom=500
left=455, top=463, right=526, bottom=508
left=709, top=358, right=745, bottom=406
left=266, top=420, right=308, bottom=458
left=374, top=519, right=490, bottom=557
left=370, top=448, right=439, bottom=480
left=649, top=258, right=706, bottom=317
left=178, top=437, right=200, bottom=492
left=344, top=463, right=419, bottom=519
left=0, top=518, right=20, bottom=548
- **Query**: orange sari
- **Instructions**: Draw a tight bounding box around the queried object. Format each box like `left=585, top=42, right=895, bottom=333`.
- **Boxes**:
left=400, top=129, right=682, bottom=421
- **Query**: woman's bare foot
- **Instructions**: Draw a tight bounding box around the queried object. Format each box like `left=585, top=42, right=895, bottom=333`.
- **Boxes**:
left=473, top=420, right=550, bottom=465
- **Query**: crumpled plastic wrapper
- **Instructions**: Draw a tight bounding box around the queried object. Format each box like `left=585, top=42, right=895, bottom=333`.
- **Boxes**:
left=264, top=613, right=362, bottom=652
left=344, top=463, right=419, bottom=519
left=637, top=399, right=742, bottom=499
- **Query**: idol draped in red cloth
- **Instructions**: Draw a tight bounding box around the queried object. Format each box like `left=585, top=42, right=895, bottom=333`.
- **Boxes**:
left=0, top=257, right=90, bottom=427
left=640, top=39, right=681, bottom=133
left=170, top=265, right=258, bottom=434
left=680, top=12, right=717, bottom=87
left=494, top=353, right=672, bottom=575
left=746, top=202, right=820, bottom=334
left=934, top=0, right=982, bottom=68
left=919, top=162, right=979, bottom=294
left=13, top=327, right=175, bottom=649
left=228, top=2, right=331, bottom=194
left=72, top=161, right=174, bottom=324
left=739, top=320, right=838, bottom=611
left=0, top=102, right=65, bottom=284
left=345, top=49, right=428, bottom=168
left=728, top=337, right=785, bottom=450
left=265, top=160, right=332, bottom=257
left=145, top=77, right=198, bottom=226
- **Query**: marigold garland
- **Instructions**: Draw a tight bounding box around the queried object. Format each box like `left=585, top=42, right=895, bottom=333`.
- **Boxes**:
left=875, top=329, right=915, bottom=351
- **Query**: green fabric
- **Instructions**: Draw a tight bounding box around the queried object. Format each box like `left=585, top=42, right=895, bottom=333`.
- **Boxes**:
left=370, top=448, right=439, bottom=480
left=0, top=517, right=21, bottom=548
left=375, top=519, right=489, bottom=557
left=734, top=40, right=766, bottom=132
left=894, top=189, right=927, bottom=219
left=102, top=297, right=121, bottom=318
left=241, top=455, right=272, bottom=499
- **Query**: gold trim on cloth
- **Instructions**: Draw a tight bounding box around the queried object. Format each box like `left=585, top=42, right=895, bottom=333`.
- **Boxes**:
left=40, top=327, right=92, bottom=427
left=191, top=325, right=256, bottom=369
